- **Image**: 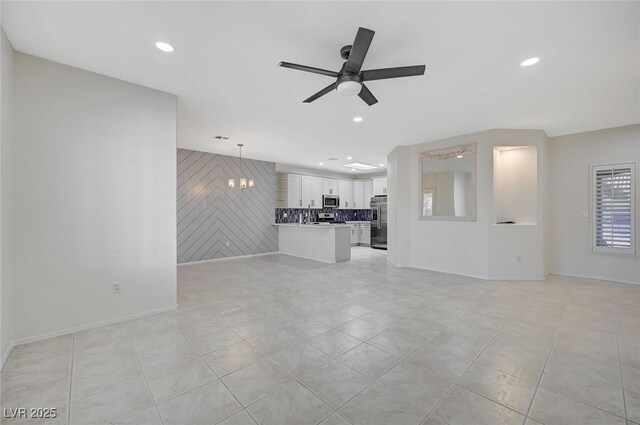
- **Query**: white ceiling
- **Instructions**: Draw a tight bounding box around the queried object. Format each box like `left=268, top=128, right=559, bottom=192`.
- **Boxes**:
left=3, top=2, right=639, bottom=174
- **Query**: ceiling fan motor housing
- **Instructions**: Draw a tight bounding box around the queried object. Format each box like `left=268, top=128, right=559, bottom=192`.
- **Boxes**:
left=340, top=45, right=353, bottom=60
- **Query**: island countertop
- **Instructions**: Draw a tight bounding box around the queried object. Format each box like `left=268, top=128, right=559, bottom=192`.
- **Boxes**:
left=274, top=223, right=349, bottom=228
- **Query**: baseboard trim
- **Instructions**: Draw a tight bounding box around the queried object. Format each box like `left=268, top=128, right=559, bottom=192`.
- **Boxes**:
left=487, top=275, right=546, bottom=281
left=406, top=263, right=489, bottom=280
left=178, top=251, right=278, bottom=266
left=549, top=272, right=639, bottom=285
left=2, top=304, right=178, bottom=370
left=1, top=341, right=15, bottom=371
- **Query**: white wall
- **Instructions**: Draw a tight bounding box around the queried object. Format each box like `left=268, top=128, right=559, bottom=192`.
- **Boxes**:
left=1, top=26, right=14, bottom=359
left=388, top=129, right=547, bottom=280
left=4, top=52, right=177, bottom=344
left=549, top=124, right=640, bottom=284
left=390, top=131, right=493, bottom=278
left=494, top=146, right=538, bottom=224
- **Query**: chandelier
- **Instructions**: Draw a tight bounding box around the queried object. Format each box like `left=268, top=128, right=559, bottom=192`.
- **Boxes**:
left=228, top=144, right=254, bottom=189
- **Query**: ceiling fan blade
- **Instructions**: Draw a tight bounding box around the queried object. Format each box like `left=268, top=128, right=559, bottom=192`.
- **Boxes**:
left=358, top=84, right=378, bottom=106
left=344, top=27, right=375, bottom=74
left=360, top=65, right=426, bottom=81
left=279, top=61, right=339, bottom=78
left=303, top=82, right=337, bottom=103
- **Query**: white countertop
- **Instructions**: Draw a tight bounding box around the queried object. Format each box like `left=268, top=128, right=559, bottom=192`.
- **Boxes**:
left=345, top=221, right=371, bottom=224
left=275, top=223, right=349, bottom=228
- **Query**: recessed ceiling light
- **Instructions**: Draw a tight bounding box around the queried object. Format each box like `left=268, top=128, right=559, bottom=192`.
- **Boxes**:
left=520, top=57, right=539, bottom=67
left=353, top=117, right=363, bottom=123
left=344, top=162, right=376, bottom=170
left=351, top=169, right=356, bottom=172
left=379, top=163, right=385, bottom=167
left=318, top=162, right=324, bottom=166
left=155, top=41, right=174, bottom=53
left=347, top=156, right=353, bottom=160
left=456, top=155, right=464, bottom=159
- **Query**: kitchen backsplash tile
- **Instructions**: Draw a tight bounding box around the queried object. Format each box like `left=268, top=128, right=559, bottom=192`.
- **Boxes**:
left=275, top=208, right=372, bottom=223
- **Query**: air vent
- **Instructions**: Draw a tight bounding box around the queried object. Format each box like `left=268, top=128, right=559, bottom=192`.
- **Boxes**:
left=214, top=136, right=230, bottom=140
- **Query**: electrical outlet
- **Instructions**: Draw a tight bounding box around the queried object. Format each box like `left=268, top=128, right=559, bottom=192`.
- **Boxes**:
left=580, top=212, right=589, bottom=218
left=225, top=241, right=229, bottom=247
left=112, top=282, right=122, bottom=294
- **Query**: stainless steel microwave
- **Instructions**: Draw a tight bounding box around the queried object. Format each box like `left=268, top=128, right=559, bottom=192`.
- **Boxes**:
left=322, top=195, right=340, bottom=209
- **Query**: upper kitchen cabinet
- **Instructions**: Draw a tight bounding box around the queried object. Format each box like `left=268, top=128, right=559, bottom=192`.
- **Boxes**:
left=277, top=172, right=385, bottom=209
left=309, top=176, right=323, bottom=208
left=373, top=177, right=387, bottom=196
left=301, top=175, right=323, bottom=208
left=364, top=180, right=373, bottom=208
left=338, top=180, right=354, bottom=209
left=287, top=174, right=303, bottom=208
left=301, top=175, right=311, bottom=209
left=322, top=178, right=339, bottom=195
left=353, top=181, right=364, bottom=209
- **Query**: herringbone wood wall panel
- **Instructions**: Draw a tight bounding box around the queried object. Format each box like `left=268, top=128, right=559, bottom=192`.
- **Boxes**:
left=177, top=149, right=278, bottom=263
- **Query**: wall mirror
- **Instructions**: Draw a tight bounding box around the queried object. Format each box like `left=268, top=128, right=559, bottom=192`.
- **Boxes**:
left=420, top=144, right=476, bottom=220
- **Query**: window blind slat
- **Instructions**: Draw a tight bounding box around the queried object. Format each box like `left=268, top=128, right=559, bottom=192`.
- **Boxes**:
left=593, top=164, right=635, bottom=254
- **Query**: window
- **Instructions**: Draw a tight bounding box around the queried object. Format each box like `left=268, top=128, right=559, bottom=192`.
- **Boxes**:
left=423, top=188, right=435, bottom=217
left=592, top=163, right=635, bottom=254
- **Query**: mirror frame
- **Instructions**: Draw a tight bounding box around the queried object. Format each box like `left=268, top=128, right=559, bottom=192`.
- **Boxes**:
left=418, top=143, right=477, bottom=221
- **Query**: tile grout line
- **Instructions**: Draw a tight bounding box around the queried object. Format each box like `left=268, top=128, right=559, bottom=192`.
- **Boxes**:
left=424, top=303, right=521, bottom=425
left=612, top=285, right=629, bottom=422
left=170, top=316, right=252, bottom=425
left=126, top=321, right=168, bottom=425
left=520, top=303, right=564, bottom=425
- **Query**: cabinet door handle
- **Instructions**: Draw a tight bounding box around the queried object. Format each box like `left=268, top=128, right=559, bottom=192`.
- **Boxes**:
left=311, top=200, right=314, bottom=207
left=383, top=188, right=386, bottom=194
left=346, top=201, right=348, bottom=208
left=300, top=199, right=302, bottom=207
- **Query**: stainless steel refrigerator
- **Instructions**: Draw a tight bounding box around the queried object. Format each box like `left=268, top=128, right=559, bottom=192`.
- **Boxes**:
left=370, top=195, right=387, bottom=249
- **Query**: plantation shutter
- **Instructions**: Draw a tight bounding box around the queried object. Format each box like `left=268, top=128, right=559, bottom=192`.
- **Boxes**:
left=593, top=164, right=635, bottom=254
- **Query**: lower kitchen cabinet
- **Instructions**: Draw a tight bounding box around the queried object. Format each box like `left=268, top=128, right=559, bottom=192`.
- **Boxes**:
left=348, top=222, right=371, bottom=246
left=359, top=225, right=371, bottom=246
left=350, top=224, right=359, bottom=245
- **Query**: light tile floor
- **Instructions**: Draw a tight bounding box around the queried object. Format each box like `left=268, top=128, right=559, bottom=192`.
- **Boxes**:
left=1, top=247, right=639, bottom=425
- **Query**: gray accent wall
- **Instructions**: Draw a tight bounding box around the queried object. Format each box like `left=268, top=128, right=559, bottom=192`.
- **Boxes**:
left=177, top=149, right=278, bottom=263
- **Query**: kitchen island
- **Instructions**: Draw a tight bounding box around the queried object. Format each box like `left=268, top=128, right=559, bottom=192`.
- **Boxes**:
left=276, top=223, right=351, bottom=263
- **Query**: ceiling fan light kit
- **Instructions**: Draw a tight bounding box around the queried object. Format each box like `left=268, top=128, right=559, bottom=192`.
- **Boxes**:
left=279, top=27, right=426, bottom=106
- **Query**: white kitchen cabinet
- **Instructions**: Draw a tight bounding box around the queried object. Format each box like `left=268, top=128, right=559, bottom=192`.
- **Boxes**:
left=288, top=174, right=303, bottom=208
left=353, top=181, right=364, bottom=209
left=364, top=180, right=373, bottom=208
left=339, top=180, right=354, bottom=209
left=322, top=178, right=339, bottom=195
left=359, top=225, right=371, bottom=246
left=349, top=224, right=359, bottom=245
left=372, top=177, right=387, bottom=196
left=301, top=175, right=311, bottom=209
left=310, top=176, right=323, bottom=208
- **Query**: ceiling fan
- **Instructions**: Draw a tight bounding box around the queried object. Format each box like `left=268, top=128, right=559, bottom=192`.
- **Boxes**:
left=279, top=27, right=426, bottom=106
